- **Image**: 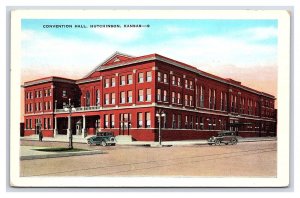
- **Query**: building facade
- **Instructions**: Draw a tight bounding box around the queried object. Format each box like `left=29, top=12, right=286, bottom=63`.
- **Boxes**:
left=23, top=52, right=277, bottom=141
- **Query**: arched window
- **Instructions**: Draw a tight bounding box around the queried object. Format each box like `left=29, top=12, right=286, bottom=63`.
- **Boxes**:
left=86, top=91, right=90, bottom=107
left=96, top=89, right=100, bottom=106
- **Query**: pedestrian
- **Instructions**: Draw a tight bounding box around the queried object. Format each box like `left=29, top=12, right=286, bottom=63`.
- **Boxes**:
left=39, top=130, right=43, bottom=142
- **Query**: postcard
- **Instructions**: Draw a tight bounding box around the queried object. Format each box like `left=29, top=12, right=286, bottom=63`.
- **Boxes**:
left=10, top=9, right=290, bottom=187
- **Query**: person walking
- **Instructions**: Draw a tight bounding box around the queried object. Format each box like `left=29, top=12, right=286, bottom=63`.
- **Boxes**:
left=39, top=130, right=43, bottom=142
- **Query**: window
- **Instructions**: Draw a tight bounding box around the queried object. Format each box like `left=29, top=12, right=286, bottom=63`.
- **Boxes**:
left=44, top=118, right=47, bottom=129
left=213, top=89, right=216, bottom=109
left=111, top=77, right=115, bottom=87
left=162, top=113, right=167, bottom=128
left=177, top=93, right=181, bottom=104
left=172, top=92, right=176, bottom=103
left=96, top=90, right=100, bottom=106
left=86, top=91, right=90, bottom=107
left=44, top=89, right=48, bottom=97
left=138, top=73, right=144, bottom=83
left=104, top=114, right=109, bottom=128
left=111, top=93, right=115, bottom=104
left=209, top=89, right=212, bottom=109
left=127, top=91, right=132, bottom=103
left=105, top=78, right=110, bottom=88
left=110, top=114, right=115, bottom=128
left=185, top=95, right=188, bottom=106
left=146, top=71, right=152, bottom=82
left=48, top=118, right=51, bottom=129
left=163, top=90, right=167, bottom=102
left=190, top=81, right=193, bottom=89
left=157, top=89, right=161, bottom=101
left=178, top=115, right=182, bottom=129
left=120, top=92, right=125, bottom=103
left=48, top=101, right=51, bottom=110
left=138, top=113, right=143, bottom=128
left=185, top=115, right=188, bottom=128
left=39, top=102, right=42, bottom=111
left=200, top=86, right=204, bottom=107
left=190, top=116, right=194, bottom=129
left=39, top=91, right=42, bottom=98
left=49, top=89, right=52, bottom=96
left=172, top=76, right=176, bottom=85
left=220, top=92, right=223, bottom=111
left=146, top=89, right=151, bottom=101
left=190, top=95, right=193, bottom=106
left=213, top=118, right=216, bottom=130
left=44, top=102, right=47, bottom=110
left=224, top=93, right=228, bottom=111
left=163, top=73, right=168, bottom=83
left=105, top=94, right=109, bottom=104
left=127, top=74, right=133, bottom=84
left=185, top=79, right=188, bottom=89
left=178, top=77, right=181, bottom=86
left=138, top=90, right=144, bottom=102
left=120, top=76, right=126, bottom=85
left=172, top=114, right=176, bottom=128
left=157, top=72, right=162, bottom=82
left=62, top=90, right=67, bottom=97
left=146, top=112, right=151, bottom=128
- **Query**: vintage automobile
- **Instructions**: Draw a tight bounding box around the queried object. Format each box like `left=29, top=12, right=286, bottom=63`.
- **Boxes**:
left=87, top=131, right=116, bottom=146
left=207, top=131, right=238, bottom=146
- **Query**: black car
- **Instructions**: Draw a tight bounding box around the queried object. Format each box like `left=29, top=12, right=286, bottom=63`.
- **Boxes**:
left=87, top=131, right=116, bottom=146
left=207, top=131, right=238, bottom=146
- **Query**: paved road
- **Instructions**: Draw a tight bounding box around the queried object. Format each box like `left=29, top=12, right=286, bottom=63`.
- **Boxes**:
left=20, top=141, right=276, bottom=177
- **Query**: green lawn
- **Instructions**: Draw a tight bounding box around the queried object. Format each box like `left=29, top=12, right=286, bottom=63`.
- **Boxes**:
left=33, top=147, right=89, bottom=152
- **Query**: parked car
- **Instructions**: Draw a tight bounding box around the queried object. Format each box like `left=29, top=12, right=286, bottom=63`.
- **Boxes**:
left=87, top=131, right=116, bottom=146
left=207, top=131, right=238, bottom=146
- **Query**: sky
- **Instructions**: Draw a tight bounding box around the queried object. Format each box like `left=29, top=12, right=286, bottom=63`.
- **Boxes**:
left=21, top=19, right=278, bottom=107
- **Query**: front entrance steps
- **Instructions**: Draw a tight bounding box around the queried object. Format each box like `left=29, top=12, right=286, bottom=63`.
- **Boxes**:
left=115, top=135, right=133, bottom=144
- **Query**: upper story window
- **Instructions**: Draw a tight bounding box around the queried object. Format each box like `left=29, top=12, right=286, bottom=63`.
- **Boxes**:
left=105, top=78, right=110, bottom=88
left=172, top=76, right=176, bottom=85
left=146, top=71, right=152, bottom=82
left=163, top=90, right=168, bottom=102
left=86, top=91, right=90, bottom=107
left=163, top=73, right=168, bottom=83
left=39, top=90, right=42, bottom=98
left=35, top=91, right=38, bottom=98
left=127, top=91, right=132, bottom=103
left=105, top=94, right=110, bottom=105
left=157, top=72, right=162, bottom=82
left=120, top=76, right=126, bottom=86
left=62, top=90, right=67, bottom=97
left=190, top=81, right=193, bottom=89
left=146, top=89, right=151, bottom=101
left=190, top=95, right=193, bottom=106
left=127, top=74, right=133, bottom=84
left=111, top=93, right=115, bottom=104
left=138, top=73, right=144, bottom=83
left=138, top=89, right=144, bottom=102
left=172, top=92, right=176, bottom=103
left=178, top=77, right=181, bottom=86
left=96, top=90, right=100, bottom=106
left=200, top=86, right=204, bottom=108
left=177, top=93, right=181, bottom=104
left=111, top=77, right=115, bottom=87
left=185, top=79, right=188, bottom=89
left=120, top=92, right=125, bottom=104
left=185, top=95, right=188, bottom=106
left=157, top=89, right=161, bottom=101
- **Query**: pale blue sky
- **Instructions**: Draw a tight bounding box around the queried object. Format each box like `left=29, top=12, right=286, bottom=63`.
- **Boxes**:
left=21, top=19, right=278, bottom=84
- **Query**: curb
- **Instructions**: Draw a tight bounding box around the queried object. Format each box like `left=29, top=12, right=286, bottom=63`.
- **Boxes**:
left=20, top=150, right=104, bottom=160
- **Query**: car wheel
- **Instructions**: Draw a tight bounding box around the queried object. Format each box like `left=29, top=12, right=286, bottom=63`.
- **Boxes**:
left=101, top=141, right=107, bottom=147
left=215, top=140, right=221, bottom=146
left=231, top=139, right=237, bottom=145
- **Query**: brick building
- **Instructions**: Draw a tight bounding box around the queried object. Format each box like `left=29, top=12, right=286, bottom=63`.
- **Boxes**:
left=22, top=52, right=277, bottom=141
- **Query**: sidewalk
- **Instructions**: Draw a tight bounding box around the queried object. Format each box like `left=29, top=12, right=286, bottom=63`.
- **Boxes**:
left=21, top=134, right=277, bottom=147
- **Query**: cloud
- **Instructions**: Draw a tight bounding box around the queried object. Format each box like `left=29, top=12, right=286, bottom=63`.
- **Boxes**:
left=234, top=26, right=278, bottom=41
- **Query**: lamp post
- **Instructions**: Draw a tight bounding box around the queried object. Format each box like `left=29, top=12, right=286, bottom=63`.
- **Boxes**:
left=64, top=98, right=76, bottom=149
left=156, top=110, right=166, bottom=146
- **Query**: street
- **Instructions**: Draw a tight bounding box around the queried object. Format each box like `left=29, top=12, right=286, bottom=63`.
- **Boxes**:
left=20, top=140, right=276, bottom=177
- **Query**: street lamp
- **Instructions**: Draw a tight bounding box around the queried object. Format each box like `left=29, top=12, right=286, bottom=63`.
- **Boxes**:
left=156, top=110, right=166, bottom=146
left=64, top=98, right=76, bottom=149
